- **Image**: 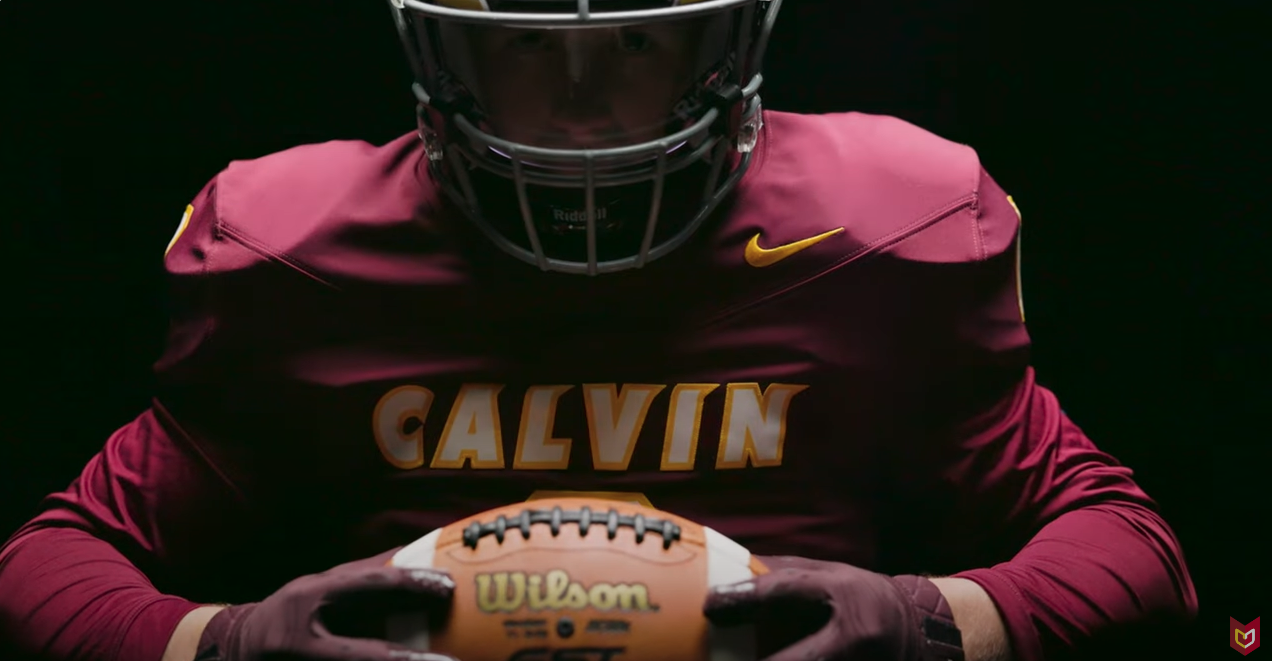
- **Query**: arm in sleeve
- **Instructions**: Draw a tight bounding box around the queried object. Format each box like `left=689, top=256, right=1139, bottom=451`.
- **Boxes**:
left=878, top=168, right=1198, bottom=661
left=0, top=405, right=243, bottom=661
left=0, top=178, right=264, bottom=661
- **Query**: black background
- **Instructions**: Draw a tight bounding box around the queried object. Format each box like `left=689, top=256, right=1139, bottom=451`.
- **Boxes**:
left=0, top=0, right=1263, bottom=658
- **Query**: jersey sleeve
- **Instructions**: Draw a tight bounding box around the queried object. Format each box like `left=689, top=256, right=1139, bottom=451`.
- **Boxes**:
left=877, top=168, right=1197, bottom=660
left=0, top=407, right=238, bottom=661
left=0, top=179, right=271, bottom=661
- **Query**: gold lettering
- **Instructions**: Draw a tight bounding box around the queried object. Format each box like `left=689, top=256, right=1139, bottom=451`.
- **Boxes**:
left=583, top=383, right=666, bottom=471
left=375, top=381, right=810, bottom=472
left=473, top=570, right=657, bottom=614
left=526, top=573, right=546, bottom=610
left=475, top=571, right=526, bottom=613
left=372, top=385, right=435, bottom=470
left=543, top=569, right=570, bottom=609
left=716, top=383, right=808, bottom=469
left=660, top=383, right=719, bottom=471
left=564, top=582, right=589, bottom=609
left=513, top=385, right=575, bottom=470
left=589, top=583, right=617, bottom=610
left=431, top=384, right=506, bottom=469
left=609, top=583, right=652, bottom=611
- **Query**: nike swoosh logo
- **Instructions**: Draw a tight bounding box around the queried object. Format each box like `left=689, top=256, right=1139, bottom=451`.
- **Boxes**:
left=744, top=227, right=845, bottom=267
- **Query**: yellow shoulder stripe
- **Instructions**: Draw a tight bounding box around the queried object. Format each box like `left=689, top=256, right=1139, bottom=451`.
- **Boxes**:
left=165, top=204, right=194, bottom=258
left=1007, top=195, right=1025, bottom=323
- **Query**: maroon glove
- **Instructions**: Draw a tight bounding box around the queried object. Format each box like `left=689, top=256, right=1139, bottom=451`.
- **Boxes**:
left=195, top=549, right=457, bottom=661
left=704, top=555, right=965, bottom=661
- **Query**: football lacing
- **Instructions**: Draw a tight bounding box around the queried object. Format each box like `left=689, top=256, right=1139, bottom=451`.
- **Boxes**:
left=461, top=506, right=683, bottom=550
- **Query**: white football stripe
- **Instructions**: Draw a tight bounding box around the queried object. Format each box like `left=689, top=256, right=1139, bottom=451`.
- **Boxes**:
left=703, top=526, right=757, bottom=661
left=386, top=528, right=442, bottom=651
left=392, top=528, right=441, bottom=569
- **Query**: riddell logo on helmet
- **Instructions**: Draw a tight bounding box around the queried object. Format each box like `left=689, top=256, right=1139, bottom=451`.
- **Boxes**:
left=552, top=207, right=607, bottom=223
left=475, top=570, right=657, bottom=614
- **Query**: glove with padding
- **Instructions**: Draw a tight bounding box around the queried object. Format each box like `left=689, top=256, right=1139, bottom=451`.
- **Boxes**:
left=195, top=548, right=457, bottom=661
left=704, top=555, right=965, bottom=661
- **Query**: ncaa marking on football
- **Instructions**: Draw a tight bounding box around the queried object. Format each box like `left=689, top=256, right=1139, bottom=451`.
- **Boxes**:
left=373, top=382, right=809, bottom=470
left=476, top=570, right=657, bottom=614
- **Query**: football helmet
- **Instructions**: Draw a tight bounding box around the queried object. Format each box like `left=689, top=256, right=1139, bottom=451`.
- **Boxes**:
left=387, top=0, right=784, bottom=274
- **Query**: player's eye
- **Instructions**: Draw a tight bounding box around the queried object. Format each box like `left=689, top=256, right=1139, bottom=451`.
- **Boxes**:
left=618, top=29, right=653, bottom=53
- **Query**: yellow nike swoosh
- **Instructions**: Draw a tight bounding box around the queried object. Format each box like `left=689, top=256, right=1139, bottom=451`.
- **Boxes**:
left=745, top=227, right=845, bottom=267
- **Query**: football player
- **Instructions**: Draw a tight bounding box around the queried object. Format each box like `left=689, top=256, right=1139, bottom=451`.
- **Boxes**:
left=0, top=1, right=1196, bottom=660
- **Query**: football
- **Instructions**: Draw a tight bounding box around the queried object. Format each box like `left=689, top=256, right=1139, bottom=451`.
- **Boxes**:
left=386, top=497, right=768, bottom=661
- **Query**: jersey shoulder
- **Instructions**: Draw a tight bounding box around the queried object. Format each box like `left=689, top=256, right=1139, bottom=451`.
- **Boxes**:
left=165, top=132, right=449, bottom=287
left=743, top=110, right=1019, bottom=266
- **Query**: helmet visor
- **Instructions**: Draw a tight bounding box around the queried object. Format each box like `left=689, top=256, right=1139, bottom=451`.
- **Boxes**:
left=432, top=12, right=736, bottom=151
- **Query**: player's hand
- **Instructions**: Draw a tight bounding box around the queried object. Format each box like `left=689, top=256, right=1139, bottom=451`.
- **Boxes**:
left=195, top=548, right=458, bottom=661
left=703, top=555, right=965, bottom=661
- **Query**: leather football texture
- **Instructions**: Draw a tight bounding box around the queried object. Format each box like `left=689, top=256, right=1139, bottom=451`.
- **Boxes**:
left=387, top=497, right=767, bottom=661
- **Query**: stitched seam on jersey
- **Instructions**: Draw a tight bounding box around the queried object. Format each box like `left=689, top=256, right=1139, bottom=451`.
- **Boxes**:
left=969, top=190, right=987, bottom=261
left=698, top=194, right=978, bottom=329
left=216, top=222, right=341, bottom=290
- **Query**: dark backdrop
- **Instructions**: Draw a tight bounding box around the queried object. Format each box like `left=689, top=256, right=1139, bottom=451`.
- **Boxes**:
left=1, top=1, right=1262, bottom=658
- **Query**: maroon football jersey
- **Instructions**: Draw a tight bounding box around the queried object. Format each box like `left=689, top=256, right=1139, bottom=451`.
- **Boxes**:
left=0, top=111, right=1194, bottom=661
left=151, top=110, right=1026, bottom=565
